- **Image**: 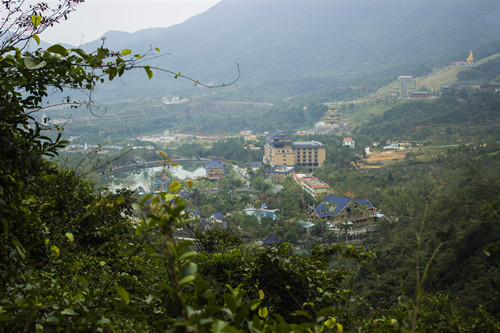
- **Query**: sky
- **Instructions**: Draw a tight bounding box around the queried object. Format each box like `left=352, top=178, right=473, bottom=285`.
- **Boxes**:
left=38, top=0, right=220, bottom=46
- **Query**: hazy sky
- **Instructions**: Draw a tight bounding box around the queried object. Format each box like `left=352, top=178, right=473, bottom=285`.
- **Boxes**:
left=39, top=0, right=220, bottom=46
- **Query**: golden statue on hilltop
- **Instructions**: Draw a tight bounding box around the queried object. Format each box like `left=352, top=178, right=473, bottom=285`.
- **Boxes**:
left=466, top=50, right=474, bottom=63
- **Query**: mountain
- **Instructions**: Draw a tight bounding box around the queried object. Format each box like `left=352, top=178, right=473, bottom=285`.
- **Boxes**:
left=63, top=0, right=500, bottom=102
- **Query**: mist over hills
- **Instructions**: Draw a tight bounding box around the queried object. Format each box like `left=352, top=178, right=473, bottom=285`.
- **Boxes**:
left=66, top=0, right=500, bottom=102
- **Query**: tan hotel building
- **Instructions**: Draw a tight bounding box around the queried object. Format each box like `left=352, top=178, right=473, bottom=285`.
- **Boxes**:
left=263, top=129, right=326, bottom=170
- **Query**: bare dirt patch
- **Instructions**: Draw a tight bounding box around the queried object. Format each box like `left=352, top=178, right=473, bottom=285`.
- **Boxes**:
left=358, top=150, right=407, bottom=169
left=365, top=151, right=407, bottom=162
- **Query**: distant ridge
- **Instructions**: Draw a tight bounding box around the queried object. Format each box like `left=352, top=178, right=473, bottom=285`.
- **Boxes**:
left=46, top=0, right=500, bottom=101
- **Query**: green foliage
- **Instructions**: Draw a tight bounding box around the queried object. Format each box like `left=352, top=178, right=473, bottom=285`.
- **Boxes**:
left=356, top=89, right=500, bottom=143
left=456, top=55, right=500, bottom=84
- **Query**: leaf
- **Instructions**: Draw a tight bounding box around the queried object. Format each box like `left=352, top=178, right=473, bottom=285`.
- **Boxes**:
left=250, top=300, right=261, bottom=311
left=47, top=44, right=68, bottom=56
left=169, top=180, right=181, bottom=192
left=116, top=196, right=125, bottom=205
left=61, top=308, right=76, bottom=315
left=115, top=285, right=130, bottom=305
left=144, top=66, right=153, bottom=80
left=120, top=49, right=132, bottom=56
left=258, top=307, right=268, bottom=319
left=32, top=34, right=41, bottom=45
left=65, top=232, right=74, bottom=242
left=179, top=251, right=197, bottom=262
left=35, top=323, right=43, bottom=333
left=97, top=318, right=111, bottom=325
left=69, top=48, right=88, bottom=58
left=179, top=275, right=195, bottom=286
left=31, top=15, right=42, bottom=28
left=303, top=301, right=315, bottom=308
left=182, top=262, right=198, bottom=277
left=12, top=238, right=26, bottom=259
left=258, top=289, right=264, bottom=300
left=155, top=47, right=160, bottom=52
left=51, top=245, right=60, bottom=256
left=292, top=310, right=310, bottom=318
left=24, top=55, right=47, bottom=69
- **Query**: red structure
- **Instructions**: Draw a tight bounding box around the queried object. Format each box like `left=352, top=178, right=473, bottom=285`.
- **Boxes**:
left=410, top=89, right=431, bottom=99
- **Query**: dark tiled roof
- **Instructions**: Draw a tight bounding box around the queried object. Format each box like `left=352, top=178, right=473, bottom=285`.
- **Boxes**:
left=212, top=212, right=224, bottom=218
left=266, top=129, right=282, bottom=139
left=356, top=199, right=374, bottom=209
left=205, top=161, right=224, bottom=169
left=263, top=233, right=281, bottom=245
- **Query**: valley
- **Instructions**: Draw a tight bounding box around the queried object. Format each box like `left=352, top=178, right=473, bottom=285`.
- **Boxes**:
left=2, top=0, right=500, bottom=331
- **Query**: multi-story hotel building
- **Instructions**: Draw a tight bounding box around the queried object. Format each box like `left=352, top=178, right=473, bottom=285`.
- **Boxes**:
left=263, top=129, right=326, bottom=170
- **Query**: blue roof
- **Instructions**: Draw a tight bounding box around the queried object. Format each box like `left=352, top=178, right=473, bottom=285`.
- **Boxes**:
left=313, top=195, right=373, bottom=218
left=266, top=129, right=282, bottom=139
left=212, top=212, right=224, bottom=218
left=266, top=129, right=291, bottom=143
left=356, top=199, right=374, bottom=209
left=263, top=233, right=281, bottom=245
left=323, top=195, right=352, bottom=216
left=314, top=203, right=331, bottom=217
left=205, top=161, right=224, bottom=169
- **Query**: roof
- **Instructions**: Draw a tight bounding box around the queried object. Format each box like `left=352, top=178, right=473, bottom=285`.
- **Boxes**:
left=212, top=212, right=224, bottom=218
left=266, top=129, right=291, bottom=144
left=313, top=195, right=356, bottom=217
left=266, top=129, right=282, bottom=139
left=293, top=140, right=325, bottom=149
left=300, top=177, right=330, bottom=189
left=269, top=165, right=294, bottom=174
left=263, top=233, right=281, bottom=245
left=356, top=199, right=374, bottom=209
left=205, top=161, right=224, bottom=169
left=343, top=137, right=353, bottom=142
left=410, top=89, right=430, bottom=95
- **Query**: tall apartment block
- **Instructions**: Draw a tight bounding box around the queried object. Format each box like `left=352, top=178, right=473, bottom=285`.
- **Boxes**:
left=263, top=129, right=326, bottom=171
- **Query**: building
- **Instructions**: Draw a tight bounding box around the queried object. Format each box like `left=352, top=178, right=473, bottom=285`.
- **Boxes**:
left=269, top=165, right=295, bottom=184
left=480, top=79, right=500, bottom=91
left=308, top=194, right=377, bottom=227
left=263, top=129, right=326, bottom=171
left=263, top=130, right=295, bottom=166
left=293, top=173, right=331, bottom=197
left=205, top=160, right=225, bottom=181
left=151, top=172, right=171, bottom=192
left=244, top=207, right=277, bottom=221
left=293, top=141, right=326, bottom=170
left=324, top=105, right=342, bottom=125
left=209, top=212, right=227, bottom=227
left=343, top=137, right=355, bottom=148
left=410, top=88, right=431, bottom=99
